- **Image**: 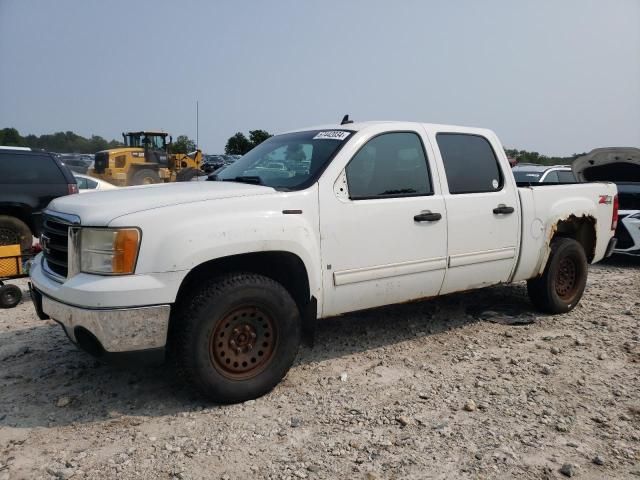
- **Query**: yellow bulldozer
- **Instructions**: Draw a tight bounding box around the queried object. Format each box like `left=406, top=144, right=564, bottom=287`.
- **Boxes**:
left=90, top=131, right=204, bottom=186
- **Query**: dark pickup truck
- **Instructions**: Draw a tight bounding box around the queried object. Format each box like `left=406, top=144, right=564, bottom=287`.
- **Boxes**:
left=0, top=149, right=78, bottom=251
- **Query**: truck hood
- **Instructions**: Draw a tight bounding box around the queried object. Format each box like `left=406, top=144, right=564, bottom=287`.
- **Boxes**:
left=572, top=147, right=640, bottom=182
left=47, top=181, right=276, bottom=225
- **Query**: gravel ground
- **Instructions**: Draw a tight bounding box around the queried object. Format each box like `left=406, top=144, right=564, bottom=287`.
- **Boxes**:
left=1, top=258, right=638, bottom=480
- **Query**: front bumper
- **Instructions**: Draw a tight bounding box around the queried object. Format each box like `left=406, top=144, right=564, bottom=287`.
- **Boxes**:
left=31, top=286, right=170, bottom=353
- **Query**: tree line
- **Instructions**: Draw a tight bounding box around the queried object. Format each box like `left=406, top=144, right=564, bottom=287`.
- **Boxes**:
left=1, top=126, right=586, bottom=164
left=504, top=148, right=587, bottom=166
left=0, top=127, right=120, bottom=153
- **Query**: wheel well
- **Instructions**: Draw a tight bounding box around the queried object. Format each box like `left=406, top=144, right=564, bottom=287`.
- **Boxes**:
left=174, top=251, right=311, bottom=314
left=0, top=207, right=36, bottom=236
left=552, top=215, right=596, bottom=262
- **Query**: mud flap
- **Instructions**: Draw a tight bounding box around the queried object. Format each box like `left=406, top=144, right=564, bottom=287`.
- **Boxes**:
left=302, top=296, right=317, bottom=348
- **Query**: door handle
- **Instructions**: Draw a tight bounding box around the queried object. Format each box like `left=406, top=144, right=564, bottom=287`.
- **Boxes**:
left=493, top=204, right=515, bottom=215
left=414, top=212, right=442, bottom=222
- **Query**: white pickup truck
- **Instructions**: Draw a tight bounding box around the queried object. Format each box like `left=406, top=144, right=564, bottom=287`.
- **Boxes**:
left=30, top=121, right=618, bottom=403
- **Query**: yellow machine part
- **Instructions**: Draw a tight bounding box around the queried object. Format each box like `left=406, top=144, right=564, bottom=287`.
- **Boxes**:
left=0, top=244, right=22, bottom=277
left=90, top=149, right=203, bottom=186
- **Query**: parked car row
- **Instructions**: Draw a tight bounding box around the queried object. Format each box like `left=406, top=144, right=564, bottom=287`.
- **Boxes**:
left=0, top=143, right=638, bottom=262
left=54, top=153, right=95, bottom=174
left=201, top=154, right=241, bottom=174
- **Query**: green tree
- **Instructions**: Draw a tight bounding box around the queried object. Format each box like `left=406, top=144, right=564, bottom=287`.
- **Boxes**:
left=0, top=128, right=24, bottom=146
left=1, top=127, right=124, bottom=152
left=225, top=132, right=252, bottom=155
left=248, top=129, right=272, bottom=147
left=504, top=148, right=583, bottom=166
left=225, top=129, right=272, bottom=155
left=170, top=135, right=196, bottom=154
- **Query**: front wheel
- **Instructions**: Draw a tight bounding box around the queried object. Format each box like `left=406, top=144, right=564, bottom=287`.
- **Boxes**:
left=172, top=273, right=301, bottom=403
left=527, top=237, right=588, bottom=313
left=130, top=168, right=161, bottom=185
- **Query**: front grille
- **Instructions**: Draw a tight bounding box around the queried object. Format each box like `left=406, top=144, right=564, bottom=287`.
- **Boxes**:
left=94, top=151, right=109, bottom=173
left=615, top=215, right=634, bottom=249
left=42, top=215, right=70, bottom=278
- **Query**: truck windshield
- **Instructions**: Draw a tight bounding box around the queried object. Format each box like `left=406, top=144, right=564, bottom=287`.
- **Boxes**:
left=213, top=130, right=353, bottom=190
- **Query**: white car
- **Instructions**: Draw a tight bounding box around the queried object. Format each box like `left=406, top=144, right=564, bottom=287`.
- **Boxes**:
left=30, top=120, right=618, bottom=403
left=512, top=164, right=577, bottom=183
left=73, top=173, right=118, bottom=193
left=573, top=147, right=640, bottom=256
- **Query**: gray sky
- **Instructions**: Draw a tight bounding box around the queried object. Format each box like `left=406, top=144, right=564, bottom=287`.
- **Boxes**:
left=1, top=0, right=639, bottom=155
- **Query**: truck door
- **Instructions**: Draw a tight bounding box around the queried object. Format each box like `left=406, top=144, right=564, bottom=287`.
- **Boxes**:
left=431, top=131, right=520, bottom=294
left=319, top=128, right=447, bottom=317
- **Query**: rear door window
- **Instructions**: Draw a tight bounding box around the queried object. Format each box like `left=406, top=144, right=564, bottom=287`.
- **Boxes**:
left=0, top=153, right=65, bottom=184
left=436, top=133, right=503, bottom=194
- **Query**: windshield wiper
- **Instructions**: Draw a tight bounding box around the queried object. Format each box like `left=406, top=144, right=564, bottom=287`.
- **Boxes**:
left=220, top=175, right=263, bottom=185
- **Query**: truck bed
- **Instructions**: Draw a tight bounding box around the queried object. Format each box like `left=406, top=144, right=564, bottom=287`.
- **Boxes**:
left=511, top=182, right=617, bottom=282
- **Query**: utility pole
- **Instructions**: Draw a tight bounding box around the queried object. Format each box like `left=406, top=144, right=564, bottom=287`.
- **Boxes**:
left=196, top=100, right=199, bottom=150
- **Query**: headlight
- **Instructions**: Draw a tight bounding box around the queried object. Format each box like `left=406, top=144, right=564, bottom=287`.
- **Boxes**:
left=80, top=228, right=141, bottom=275
left=630, top=212, right=640, bottom=219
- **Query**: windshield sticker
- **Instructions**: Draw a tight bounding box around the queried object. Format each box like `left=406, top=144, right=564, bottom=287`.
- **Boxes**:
left=313, top=131, right=350, bottom=141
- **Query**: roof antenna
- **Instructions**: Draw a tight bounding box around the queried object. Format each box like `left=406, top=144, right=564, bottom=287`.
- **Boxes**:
left=341, top=114, right=354, bottom=125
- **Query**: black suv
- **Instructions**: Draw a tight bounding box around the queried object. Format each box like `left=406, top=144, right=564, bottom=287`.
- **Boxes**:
left=0, top=149, right=78, bottom=251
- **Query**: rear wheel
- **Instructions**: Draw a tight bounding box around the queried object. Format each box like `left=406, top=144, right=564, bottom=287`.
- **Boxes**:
left=527, top=237, right=588, bottom=313
left=0, top=284, right=22, bottom=309
left=130, top=168, right=161, bottom=185
left=172, top=273, right=301, bottom=403
left=0, top=215, right=32, bottom=251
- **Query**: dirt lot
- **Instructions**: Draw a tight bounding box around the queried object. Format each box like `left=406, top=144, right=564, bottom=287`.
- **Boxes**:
left=0, top=258, right=638, bottom=480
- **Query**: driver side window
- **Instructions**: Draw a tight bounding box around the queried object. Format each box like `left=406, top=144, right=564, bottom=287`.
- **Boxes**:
left=345, top=132, right=432, bottom=200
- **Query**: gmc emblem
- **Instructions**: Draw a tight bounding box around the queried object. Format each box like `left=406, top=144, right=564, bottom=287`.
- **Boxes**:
left=40, top=234, right=51, bottom=255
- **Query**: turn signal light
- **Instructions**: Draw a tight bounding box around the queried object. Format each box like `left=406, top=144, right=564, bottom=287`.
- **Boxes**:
left=113, top=229, right=141, bottom=274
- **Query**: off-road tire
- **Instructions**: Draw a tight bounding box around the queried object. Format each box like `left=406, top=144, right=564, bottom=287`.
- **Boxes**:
left=130, top=168, right=161, bottom=185
left=175, top=167, right=200, bottom=182
left=172, top=273, right=301, bottom=403
left=0, top=215, right=32, bottom=252
left=527, top=237, right=588, bottom=313
left=0, top=284, right=22, bottom=309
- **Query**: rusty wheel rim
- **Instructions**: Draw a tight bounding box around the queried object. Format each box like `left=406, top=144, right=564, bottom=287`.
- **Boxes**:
left=555, top=256, right=578, bottom=300
left=209, top=306, right=277, bottom=380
